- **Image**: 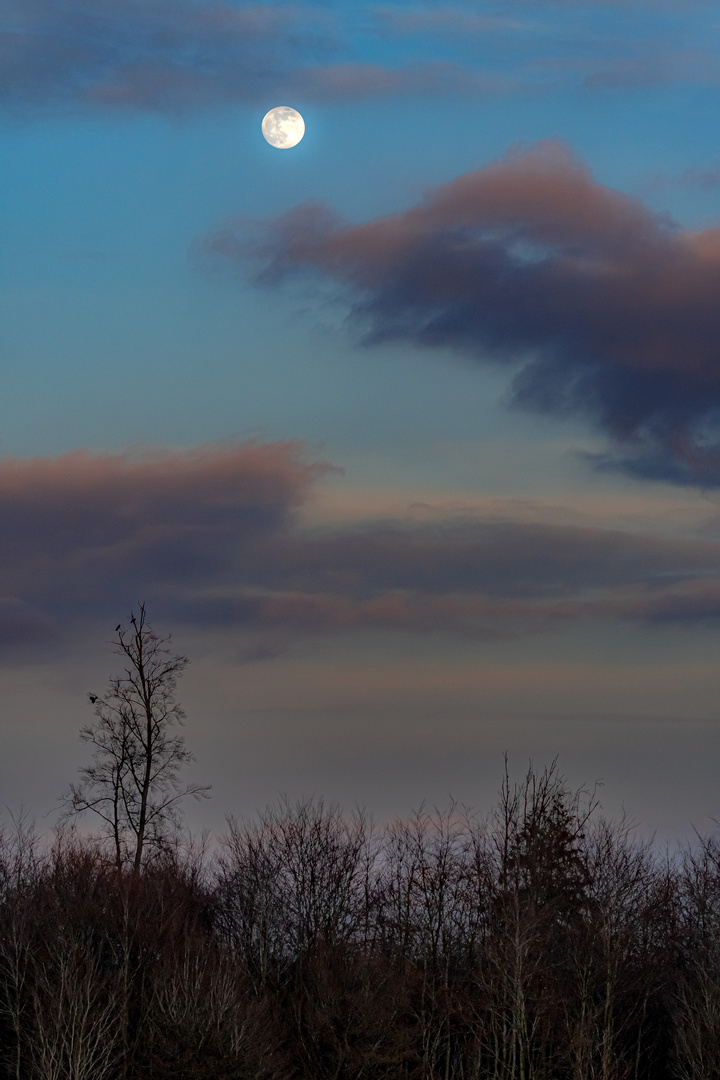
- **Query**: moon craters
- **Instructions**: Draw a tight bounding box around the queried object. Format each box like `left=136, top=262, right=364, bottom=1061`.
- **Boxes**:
left=262, top=107, right=305, bottom=149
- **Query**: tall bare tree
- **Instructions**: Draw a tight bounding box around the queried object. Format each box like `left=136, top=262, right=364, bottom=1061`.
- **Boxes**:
left=63, top=605, right=209, bottom=871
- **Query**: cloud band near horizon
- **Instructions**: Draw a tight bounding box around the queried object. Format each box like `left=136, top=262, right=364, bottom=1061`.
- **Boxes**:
left=2, top=440, right=720, bottom=663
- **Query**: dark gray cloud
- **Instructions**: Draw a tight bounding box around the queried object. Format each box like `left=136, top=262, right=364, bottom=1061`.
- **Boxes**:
left=202, top=140, right=720, bottom=486
left=3, top=440, right=720, bottom=664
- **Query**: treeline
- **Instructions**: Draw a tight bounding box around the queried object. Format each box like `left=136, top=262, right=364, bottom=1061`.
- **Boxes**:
left=2, top=768, right=720, bottom=1080
left=2, top=607, right=719, bottom=1080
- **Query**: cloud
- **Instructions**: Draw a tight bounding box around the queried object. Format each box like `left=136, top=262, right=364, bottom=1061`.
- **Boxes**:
left=4, top=439, right=720, bottom=664
left=0, top=0, right=502, bottom=115
left=578, top=50, right=720, bottom=90
left=0, top=0, right=332, bottom=113
left=371, top=9, right=531, bottom=36
left=293, top=60, right=504, bottom=100
left=679, top=166, right=720, bottom=191
left=367, top=4, right=720, bottom=95
left=2, top=0, right=713, bottom=115
left=202, top=140, right=720, bottom=486
left=642, top=165, right=720, bottom=198
left=0, top=440, right=329, bottom=633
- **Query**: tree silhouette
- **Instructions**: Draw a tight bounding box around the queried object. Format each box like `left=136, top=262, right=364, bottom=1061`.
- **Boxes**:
left=63, top=605, right=209, bottom=871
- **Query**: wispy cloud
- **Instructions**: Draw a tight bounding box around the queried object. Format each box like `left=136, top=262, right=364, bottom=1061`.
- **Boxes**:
left=367, top=3, right=720, bottom=93
left=0, top=0, right=506, bottom=115
left=0, top=0, right=716, bottom=115
left=645, top=165, right=720, bottom=193
left=0, top=0, right=332, bottom=113
left=202, top=140, right=720, bottom=487
left=3, top=440, right=720, bottom=665
left=371, top=8, right=532, bottom=36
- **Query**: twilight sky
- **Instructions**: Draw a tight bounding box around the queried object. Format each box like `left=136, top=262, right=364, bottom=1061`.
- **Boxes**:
left=2, top=0, right=720, bottom=840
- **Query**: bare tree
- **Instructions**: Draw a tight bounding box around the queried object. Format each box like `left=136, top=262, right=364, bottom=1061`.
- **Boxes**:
left=0, top=809, right=41, bottom=1080
left=673, top=832, right=720, bottom=1080
left=218, top=797, right=371, bottom=978
left=28, top=926, right=122, bottom=1080
left=376, top=805, right=473, bottom=1080
left=63, top=605, right=209, bottom=871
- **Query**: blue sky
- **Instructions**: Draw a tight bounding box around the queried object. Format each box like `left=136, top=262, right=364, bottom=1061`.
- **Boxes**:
left=2, top=0, right=720, bottom=839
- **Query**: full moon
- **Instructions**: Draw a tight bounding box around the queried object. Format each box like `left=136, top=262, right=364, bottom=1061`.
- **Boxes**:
left=262, top=106, right=305, bottom=149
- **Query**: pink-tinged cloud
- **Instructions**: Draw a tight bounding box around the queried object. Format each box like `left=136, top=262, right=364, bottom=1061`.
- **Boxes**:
left=292, top=61, right=504, bottom=101
left=202, top=140, right=720, bottom=486
left=4, top=440, right=720, bottom=663
left=0, top=440, right=329, bottom=646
